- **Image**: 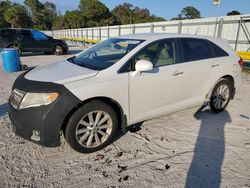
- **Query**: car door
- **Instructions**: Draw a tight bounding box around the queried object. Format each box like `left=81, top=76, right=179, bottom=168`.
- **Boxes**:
left=177, top=38, right=218, bottom=104
left=31, top=30, right=52, bottom=52
left=129, top=38, right=191, bottom=124
left=17, top=30, right=35, bottom=52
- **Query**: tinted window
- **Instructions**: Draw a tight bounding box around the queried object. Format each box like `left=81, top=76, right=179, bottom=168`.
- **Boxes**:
left=134, top=39, right=177, bottom=68
left=19, top=30, right=32, bottom=38
left=32, top=30, right=47, bottom=40
left=181, top=38, right=213, bottom=62
left=0, top=29, right=16, bottom=36
left=210, top=42, right=229, bottom=57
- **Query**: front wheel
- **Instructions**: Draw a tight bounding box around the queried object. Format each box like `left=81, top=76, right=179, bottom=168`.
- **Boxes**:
left=210, top=79, right=232, bottom=113
left=54, top=45, right=64, bottom=55
left=65, top=101, right=118, bottom=153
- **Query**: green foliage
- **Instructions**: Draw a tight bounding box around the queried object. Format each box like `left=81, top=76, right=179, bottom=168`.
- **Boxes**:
left=227, top=10, right=241, bottom=16
left=0, top=0, right=12, bottom=28
left=171, top=6, right=201, bottom=20
left=79, top=0, right=117, bottom=26
left=112, top=3, right=166, bottom=25
left=0, top=0, right=166, bottom=30
left=181, top=6, right=201, bottom=19
left=24, top=0, right=56, bottom=30
left=4, top=3, right=32, bottom=28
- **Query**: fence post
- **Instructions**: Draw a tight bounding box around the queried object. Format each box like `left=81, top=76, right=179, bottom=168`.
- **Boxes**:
left=92, top=28, right=94, bottom=40
left=150, top=24, right=154, bottom=33
left=86, top=29, right=88, bottom=40
left=217, top=18, right=224, bottom=38
left=235, top=19, right=241, bottom=51
left=118, top=26, right=121, bottom=36
left=178, top=21, right=182, bottom=34
left=99, top=27, right=101, bottom=40
left=132, top=25, right=135, bottom=34
left=107, top=26, right=110, bottom=38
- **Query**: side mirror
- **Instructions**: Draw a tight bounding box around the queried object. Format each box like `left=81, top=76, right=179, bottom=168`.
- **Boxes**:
left=135, top=60, right=153, bottom=72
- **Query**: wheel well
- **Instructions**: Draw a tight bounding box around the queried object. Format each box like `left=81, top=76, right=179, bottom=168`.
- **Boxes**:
left=207, top=75, right=235, bottom=102
left=221, top=75, right=234, bottom=88
left=61, top=97, right=125, bottom=134
left=7, top=43, right=23, bottom=51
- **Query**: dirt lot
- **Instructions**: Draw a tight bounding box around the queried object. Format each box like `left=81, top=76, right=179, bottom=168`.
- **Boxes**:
left=0, top=46, right=250, bottom=188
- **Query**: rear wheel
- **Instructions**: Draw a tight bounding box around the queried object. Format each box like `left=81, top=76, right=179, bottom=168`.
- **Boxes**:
left=210, top=79, right=232, bottom=113
left=65, top=101, right=118, bottom=153
left=54, top=45, right=64, bottom=55
left=8, top=44, right=22, bottom=55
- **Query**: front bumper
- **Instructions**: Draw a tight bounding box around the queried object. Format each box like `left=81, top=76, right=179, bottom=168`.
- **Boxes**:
left=8, top=72, right=81, bottom=147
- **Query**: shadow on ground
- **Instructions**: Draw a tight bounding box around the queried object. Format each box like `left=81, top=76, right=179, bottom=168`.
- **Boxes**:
left=185, top=109, right=231, bottom=188
left=112, top=122, right=144, bottom=143
left=0, top=103, right=9, bottom=117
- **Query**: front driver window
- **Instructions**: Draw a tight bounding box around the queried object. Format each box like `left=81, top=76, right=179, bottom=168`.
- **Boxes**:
left=134, top=39, right=176, bottom=68
left=32, top=30, right=47, bottom=40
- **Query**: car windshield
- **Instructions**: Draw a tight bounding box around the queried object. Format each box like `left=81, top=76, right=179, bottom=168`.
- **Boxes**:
left=68, top=38, right=144, bottom=70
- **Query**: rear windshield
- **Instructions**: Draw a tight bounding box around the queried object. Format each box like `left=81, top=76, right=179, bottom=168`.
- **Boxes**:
left=68, top=38, right=144, bottom=70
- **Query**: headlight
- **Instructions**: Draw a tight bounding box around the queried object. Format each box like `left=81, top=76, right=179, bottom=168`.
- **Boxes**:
left=19, top=92, right=59, bottom=109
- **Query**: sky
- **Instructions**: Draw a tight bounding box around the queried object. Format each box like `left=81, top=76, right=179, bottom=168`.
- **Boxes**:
left=12, top=0, right=250, bottom=19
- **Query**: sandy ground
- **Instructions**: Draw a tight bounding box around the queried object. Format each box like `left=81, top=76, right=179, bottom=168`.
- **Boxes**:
left=0, top=46, right=250, bottom=188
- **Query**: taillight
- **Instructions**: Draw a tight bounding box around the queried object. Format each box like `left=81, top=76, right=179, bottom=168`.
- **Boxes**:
left=238, top=57, right=244, bottom=68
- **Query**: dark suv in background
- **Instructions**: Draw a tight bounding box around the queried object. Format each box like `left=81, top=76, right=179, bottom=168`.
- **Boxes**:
left=0, top=28, right=68, bottom=55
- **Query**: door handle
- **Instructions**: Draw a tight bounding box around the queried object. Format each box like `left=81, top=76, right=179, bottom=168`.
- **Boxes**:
left=173, top=70, right=184, bottom=76
left=211, top=63, right=219, bottom=68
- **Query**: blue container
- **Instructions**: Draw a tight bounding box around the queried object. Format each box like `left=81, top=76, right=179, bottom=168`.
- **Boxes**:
left=1, top=48, right=21, bottom=73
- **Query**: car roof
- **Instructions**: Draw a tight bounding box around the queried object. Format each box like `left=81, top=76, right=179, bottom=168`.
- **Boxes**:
left=116, top=33, right=216, bottom=41
left=0, top=28, right=33, bottom=31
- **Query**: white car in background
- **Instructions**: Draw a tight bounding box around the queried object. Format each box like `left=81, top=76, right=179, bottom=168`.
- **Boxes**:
left=9, top=33, right=242, bottom=153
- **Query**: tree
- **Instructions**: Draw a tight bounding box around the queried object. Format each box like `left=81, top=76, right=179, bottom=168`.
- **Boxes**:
left=112, top=3, right=166, bottom=25
left=180, top=6, right=201, bottom=19
left=79, top=0, right=116, bottom=26
left=24, top=0, right=57, bottom=30
left=111, top=3, right=133, bottom=24
left=43, top=2, right=57, bottom=29
left=4, top=3, right=32, bottom=28
left=0, top=0, right=12, bottom=28
left=171, top=14, right=183, bottom=21
left=62, top=10, right=86, bottom=29
left=227, top=10, right=241, bottom=16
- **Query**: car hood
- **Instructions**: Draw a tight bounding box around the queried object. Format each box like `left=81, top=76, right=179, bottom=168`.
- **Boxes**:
left=24, top=60, right=98, bottom=84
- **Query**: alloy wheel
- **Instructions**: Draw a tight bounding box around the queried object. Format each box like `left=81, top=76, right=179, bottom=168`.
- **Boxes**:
left=75, top=110, right=113, bottom=148
left=213, top=84, right=230, bottom=109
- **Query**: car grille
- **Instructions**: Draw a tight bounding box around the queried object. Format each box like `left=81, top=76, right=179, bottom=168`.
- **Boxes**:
left=10, top=89, right=25, bottom=109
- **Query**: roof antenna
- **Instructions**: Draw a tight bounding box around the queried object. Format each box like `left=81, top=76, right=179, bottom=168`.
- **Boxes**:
left=195, top=27, right=200, bottom=35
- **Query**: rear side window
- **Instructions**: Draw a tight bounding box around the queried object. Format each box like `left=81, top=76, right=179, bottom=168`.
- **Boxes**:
left=180, top=38, right=213, bottom=62
left=209, top=41, right=229, bottom=58
left=18, top=30, right=32, bottom=38
left=32, top=30, right=47, bottom=40
left=0, top=29, right=16, bottom=36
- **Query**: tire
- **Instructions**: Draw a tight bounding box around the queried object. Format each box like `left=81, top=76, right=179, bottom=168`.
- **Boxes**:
left=9, top=44, right=22, bottom=55
left=210, top=78, right=233, bottom=113
left=65, top=101, right=118, bottom=153
left=54, top=45, right=64, bottom=55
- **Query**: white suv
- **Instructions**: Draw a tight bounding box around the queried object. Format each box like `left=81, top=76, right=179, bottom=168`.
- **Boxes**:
left=9, top=33, right=242, bottom=153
